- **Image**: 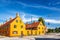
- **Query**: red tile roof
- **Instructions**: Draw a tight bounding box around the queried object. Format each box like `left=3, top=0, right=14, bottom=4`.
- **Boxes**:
left=0, top=17, right=16, bottom=28
left=26, top=22, right=40, bottom=29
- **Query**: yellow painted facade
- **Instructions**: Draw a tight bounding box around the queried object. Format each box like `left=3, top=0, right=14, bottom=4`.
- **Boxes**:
left=25, top=22, right=46, bottom=36
left=37, top=22, right=46, bottom=35
left=0, top=13, right=47, bottom=37
left=9, top=14, right=26, bottom=36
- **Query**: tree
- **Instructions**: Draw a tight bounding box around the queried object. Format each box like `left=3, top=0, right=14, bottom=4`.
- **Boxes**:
left=47, top=29, right=53, bottom=33
left=55, top=27, right=60, bottom=33
left=38, top=17, right=45, bottom=26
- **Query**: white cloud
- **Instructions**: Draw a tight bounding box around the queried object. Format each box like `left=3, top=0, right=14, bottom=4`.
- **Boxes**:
left=45, top=19, right=60, bottom=24
left=0, top=11, right=60, bottom=24
left=19, top=12, right=39, bottom=23
left=19, top=12, right=60, bottom=24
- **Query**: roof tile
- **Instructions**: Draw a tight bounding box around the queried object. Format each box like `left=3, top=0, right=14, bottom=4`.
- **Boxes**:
left=26, top=22, right=40, bottom=29
left=0, top=17, right=16, bottom=28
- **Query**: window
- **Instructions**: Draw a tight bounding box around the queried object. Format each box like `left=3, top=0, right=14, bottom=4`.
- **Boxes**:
left=14, top=25, right=16, bottom=28
left=42, top=31, right=44, bottom=33
left=42, top=27, right=43, bottom=29
left=39, top=31, right=40, bottom=34
left=39, top=27, right=40, bottom=29
left=27, top=31, right=29, bottom=35
left=16, top=20, right=18, bottom=23
left=13, top=31, right=18, bottom=34
left=21, top=31, right=23, bottom=36
left=21, top=25, right=23, bottom=28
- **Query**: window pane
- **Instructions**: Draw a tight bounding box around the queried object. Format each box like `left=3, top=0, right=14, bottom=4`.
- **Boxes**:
left=21, top=25, right=23, bottom=28
left=14, top=25, right=16, bottom=28
left=39, top=31, right=40, bottom=34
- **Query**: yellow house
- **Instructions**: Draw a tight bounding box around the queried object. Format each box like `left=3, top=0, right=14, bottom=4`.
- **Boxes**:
left=0, top=13, right=26, bottom=36
left=0, top=13, right=47, bottom=37
left=26, top=21, right=47, bottom=36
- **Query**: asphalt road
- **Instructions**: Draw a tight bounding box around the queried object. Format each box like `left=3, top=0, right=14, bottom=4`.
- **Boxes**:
left=35, top=38, right=60, bottom=40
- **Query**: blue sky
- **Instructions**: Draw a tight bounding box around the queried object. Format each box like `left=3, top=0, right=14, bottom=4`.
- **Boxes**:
left=0, top=0, right=60, bottom=29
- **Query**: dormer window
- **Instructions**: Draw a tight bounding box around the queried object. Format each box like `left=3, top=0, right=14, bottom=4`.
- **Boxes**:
left=16, top=20, right=18, bottom=23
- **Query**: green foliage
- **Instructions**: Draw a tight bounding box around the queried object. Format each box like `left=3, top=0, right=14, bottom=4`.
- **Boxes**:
left=47, top=29, right=54, bottom=33
left=47, top=27, right=60, bottom=33
left=55, top=27, right=60, bottom=33
left=38, top=17, right=45, bottom=26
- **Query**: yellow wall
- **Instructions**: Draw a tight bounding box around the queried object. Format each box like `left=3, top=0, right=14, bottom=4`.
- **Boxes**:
left=25, top=21, right=46, bottom=36
left=10, top=16, right=26, bottom=36
left=37, top=22, right=46, bottom=35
